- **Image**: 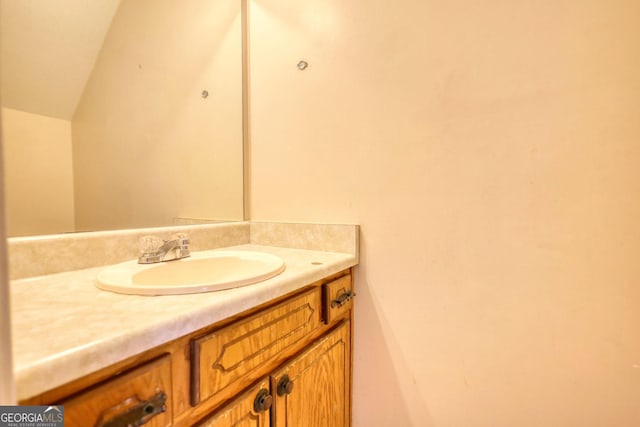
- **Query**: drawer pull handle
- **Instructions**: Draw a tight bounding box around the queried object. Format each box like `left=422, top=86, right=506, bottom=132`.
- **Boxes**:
left=277, top=375, right=294, bottom=396
left=253, top=389, right=273, bottom=413
left=97, top=391, right=167, bottom=427
left=331, top=290, right=355, bottom=308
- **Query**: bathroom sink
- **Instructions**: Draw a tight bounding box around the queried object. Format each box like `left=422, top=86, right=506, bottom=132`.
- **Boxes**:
left=96, top=250, right=286, bottom=295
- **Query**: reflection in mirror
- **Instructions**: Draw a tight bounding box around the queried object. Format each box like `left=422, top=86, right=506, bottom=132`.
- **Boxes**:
left=1, top=0, right=244, bottom=237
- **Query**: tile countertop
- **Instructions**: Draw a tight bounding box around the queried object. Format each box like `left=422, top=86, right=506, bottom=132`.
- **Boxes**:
left=10, top=244, right=358, bottom=401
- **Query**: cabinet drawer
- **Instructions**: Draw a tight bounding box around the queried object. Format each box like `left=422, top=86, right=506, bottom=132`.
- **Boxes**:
left=324, top=274, right=354, bottom=324
left=61, top=355, right=172, bottom=427
left=191, top=288, right=322, bottom=405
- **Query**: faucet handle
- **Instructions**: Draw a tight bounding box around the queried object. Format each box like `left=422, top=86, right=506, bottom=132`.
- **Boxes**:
left=172, top=233, right=189, bottom=245
left=139, top=235, right=163, bottom=254
left=171, top=233, right=190, bottom=259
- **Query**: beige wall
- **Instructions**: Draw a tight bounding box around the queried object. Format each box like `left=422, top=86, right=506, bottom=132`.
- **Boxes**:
left=0, top=111, right=16, bottom=404
left=73, top=0, right=243, bottom=232
left=249, top=1, right=640, bottom=426
left=0, top=0, right=121, bottom=120
left=2, top=108, right=75, bottom=236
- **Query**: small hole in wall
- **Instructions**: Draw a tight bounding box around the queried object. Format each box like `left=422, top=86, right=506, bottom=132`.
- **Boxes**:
left=311, top=262, right=323, bottom=265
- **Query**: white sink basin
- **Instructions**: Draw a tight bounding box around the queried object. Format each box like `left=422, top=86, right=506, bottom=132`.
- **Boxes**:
left=96, top=250, right=286, bottom=295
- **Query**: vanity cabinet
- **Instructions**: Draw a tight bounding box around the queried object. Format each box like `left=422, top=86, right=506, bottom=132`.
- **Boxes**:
left=21, top=269, right=354, bottom=427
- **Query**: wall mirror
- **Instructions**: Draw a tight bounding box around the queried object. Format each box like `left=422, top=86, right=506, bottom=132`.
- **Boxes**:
left=1, top=0, right=244, bottom=237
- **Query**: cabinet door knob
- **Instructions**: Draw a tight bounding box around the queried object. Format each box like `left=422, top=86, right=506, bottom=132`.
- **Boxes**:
left=277, top=375, right=294, bottom=396
left=253, top=389, right=273, bottom=413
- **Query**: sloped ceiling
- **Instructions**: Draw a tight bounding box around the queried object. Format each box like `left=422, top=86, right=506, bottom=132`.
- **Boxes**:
left=1, top=0, right=122, bottom=120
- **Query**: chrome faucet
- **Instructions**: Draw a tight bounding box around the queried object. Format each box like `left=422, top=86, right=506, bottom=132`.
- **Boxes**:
left=138, top=234, right=190, bottom=264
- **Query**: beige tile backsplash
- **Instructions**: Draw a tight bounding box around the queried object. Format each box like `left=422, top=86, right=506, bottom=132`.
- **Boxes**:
left=8, top=221, right=358, bottom=280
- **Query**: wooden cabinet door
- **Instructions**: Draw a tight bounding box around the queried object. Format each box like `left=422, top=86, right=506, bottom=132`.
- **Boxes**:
left=196, top=378, right=271, bottom=427
left=271, top=321, right=350, bottom=427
